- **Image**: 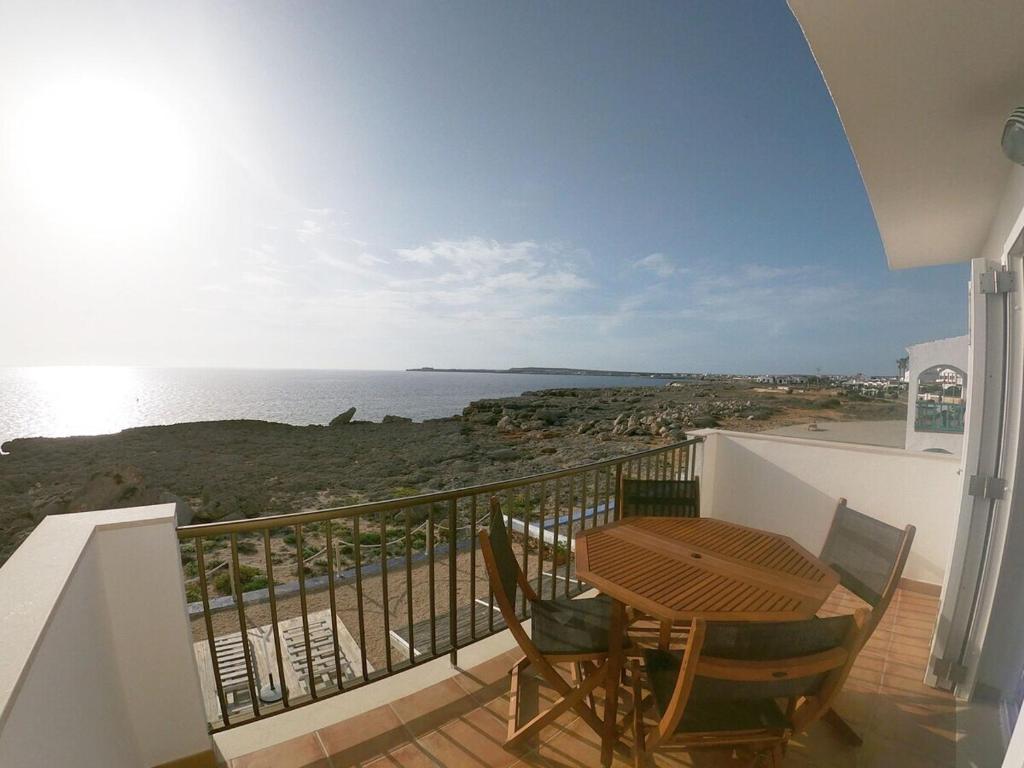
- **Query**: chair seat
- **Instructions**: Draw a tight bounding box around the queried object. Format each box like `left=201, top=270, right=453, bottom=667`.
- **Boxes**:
left=531, top=594, right=615, bottom=655
left=643, top=649, right=789, bottom=734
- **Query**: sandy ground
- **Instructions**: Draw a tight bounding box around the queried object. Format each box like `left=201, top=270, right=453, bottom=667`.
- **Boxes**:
left=766, top=419, right=907, bottom=448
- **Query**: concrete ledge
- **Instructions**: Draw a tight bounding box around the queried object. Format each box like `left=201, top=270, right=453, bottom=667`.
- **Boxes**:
left=0, top=504, right=212, bottom=768
left=0, top=505, right=178, bottom=729
left=693, top=428, right=959, bottom=462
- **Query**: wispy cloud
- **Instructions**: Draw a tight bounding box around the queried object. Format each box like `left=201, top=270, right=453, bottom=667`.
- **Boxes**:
left=633, top=252, right=677, bottom=278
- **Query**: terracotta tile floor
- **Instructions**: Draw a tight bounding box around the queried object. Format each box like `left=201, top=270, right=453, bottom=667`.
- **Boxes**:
left=229, top=588, right=956, bottom=768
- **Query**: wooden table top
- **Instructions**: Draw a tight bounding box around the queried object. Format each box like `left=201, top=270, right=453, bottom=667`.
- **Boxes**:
left=575, top=517, right=839, bottom=622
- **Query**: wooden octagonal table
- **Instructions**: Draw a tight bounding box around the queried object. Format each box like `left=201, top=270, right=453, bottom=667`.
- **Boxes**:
left=575, top=516, right=839, bottom=765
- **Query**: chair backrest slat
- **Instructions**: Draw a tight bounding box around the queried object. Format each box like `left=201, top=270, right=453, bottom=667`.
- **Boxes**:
left=619, top=478, right=700, bottom=519
left=652, top=611, right=869, bottom=749
left=486, top=501, right=521, bottom=607
left=819, top=499, right=915, bottom=608
left=690, top=615, right=854, bottom=701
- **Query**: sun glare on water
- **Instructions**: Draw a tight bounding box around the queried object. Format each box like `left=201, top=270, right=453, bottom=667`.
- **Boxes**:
left=9, top=74, right=193, bottom=238
left=21, top=367, right=142, bottom=439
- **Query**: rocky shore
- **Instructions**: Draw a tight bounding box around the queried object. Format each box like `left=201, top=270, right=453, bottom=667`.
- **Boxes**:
left=0, top=381, right=903, bottom=564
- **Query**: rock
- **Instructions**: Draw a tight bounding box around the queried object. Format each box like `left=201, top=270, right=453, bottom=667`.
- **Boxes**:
left=535, top=408, right=567, bottom=424
left=539, top=446, right=557, bottom=454
left=382, top=414, right=412, bottom=424
left=613, top=414, right=627, bottom=427
left=490, top=448, right=520, bottom=461
left=497, top=416, right=516, bottom=433
left=329, top=407, right=357, bottom=426
left=449, top=460, right=479, bottom=475
left=157, top=490, right=194, bottom=526
left=692, top=415, right=719, bottom=429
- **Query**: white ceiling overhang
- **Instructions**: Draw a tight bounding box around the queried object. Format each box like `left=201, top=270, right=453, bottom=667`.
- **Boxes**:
left=788, top=1, right=1024, bottom=269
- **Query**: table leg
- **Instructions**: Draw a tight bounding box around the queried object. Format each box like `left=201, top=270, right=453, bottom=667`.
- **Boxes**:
left=601, top=598, right=625, bottom=767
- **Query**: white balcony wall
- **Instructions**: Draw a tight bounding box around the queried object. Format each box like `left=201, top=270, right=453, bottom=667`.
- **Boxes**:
left=696, top=430, right=961, bottom=585
left=0, top=505, right=211, bottom=768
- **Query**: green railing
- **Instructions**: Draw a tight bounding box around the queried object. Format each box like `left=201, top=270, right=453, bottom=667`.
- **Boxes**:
left=914, top=402, right=965, bottom=434
left=178, top=437, right=702, bottom=731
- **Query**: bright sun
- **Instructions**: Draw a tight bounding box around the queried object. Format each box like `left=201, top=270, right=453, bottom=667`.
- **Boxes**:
left=10, top=74, right=193, bottom=238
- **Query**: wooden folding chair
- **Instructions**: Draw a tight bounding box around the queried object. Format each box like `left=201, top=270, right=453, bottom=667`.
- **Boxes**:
left=631, top=610, right=871, bottom=767
left=479, top=497, right=626, bottom=748
left=817, top=498, right=915, bottom=745
left=618, top=477, right=700, bottom=519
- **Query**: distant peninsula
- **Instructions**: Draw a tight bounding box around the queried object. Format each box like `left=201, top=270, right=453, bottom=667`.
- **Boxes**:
left=406, top=366, right=693, bottom=379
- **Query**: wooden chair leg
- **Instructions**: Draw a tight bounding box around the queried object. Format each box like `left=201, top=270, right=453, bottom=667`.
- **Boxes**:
left=581, top=660, right=598, bottom=710
left=658, top=620, right=672, bottom=650
left=507, top=660, right=609, bottom=747
left=823, top=706, right=863, bottom=746
left=631, top=659, right=646, bottom=768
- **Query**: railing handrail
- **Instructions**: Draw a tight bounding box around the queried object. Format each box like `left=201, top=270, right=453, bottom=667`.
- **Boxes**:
left=178, top=436, right=703, bottom=537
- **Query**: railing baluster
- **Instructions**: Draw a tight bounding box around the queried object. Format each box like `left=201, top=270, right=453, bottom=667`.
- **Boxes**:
left=550, top=476, right=561, bottom=600
left=405, top=508, right=416, bottom=664
left=578, top=470, right=588, bottom=539
left=447, top=498, right=458, bottom=664
left=520, top=487, right=530, bottom=616
left=469, top=496, right=478, bottom=642
left=263, top=529, right=290, bottom=707
left=535, top=481, right=547, bottom=596
left=487, top=503, right=495, bottom=630
left=563, top=476, right=572, bottom=598
left=195, top=538, right=231, bottom=727
left=428, top=505, right=437, bottom=657
left=598, top=468, right=606, bottom=528
left=324, top=523, right=345, bottom=691
left=503, top=488, right=518, bottom=616
left=228, top=533, right=261, bottom=718
left=380, top=510, right=393, bottom=674
left=294, top=525, right=316, bottom=699
left=614, top=463, right=623, bottom=521
left=353, top=516, right=369, bottom=682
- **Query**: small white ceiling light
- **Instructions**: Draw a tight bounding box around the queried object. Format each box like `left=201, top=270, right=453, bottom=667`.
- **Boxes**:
left=1001, top=107, right=1024, bottom=165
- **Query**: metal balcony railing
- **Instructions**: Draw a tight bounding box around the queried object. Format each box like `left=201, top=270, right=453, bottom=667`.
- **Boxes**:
left=177, top=437, right=701, bottom=731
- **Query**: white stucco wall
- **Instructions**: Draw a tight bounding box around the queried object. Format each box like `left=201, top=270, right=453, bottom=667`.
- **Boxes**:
left=697, top=430, right=961, bottom=585
left=0, top=505, right=211, bottom=768
left=905, top=335, right=970, bottom=455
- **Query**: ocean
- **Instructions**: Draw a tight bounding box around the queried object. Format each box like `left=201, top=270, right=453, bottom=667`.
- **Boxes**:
left=0, top=367, right=672, bottom=443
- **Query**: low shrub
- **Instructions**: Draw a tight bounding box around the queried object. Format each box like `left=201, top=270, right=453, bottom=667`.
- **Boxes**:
left=212, top=564, right=265, bottom=596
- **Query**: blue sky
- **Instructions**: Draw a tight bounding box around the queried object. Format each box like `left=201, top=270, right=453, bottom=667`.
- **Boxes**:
left=0, top=1, right=968, bottom=374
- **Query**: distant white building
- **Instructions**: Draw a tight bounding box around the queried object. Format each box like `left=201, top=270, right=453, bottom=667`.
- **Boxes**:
left=905, top=335, right=969, bottom=455
left=755, top=374, right=809, bottom=385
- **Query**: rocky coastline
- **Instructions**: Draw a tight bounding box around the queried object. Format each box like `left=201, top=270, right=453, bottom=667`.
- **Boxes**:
left=0, top=381, right=904, bottom=564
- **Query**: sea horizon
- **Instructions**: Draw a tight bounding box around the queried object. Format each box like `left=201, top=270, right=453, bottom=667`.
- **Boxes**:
left=0, top=366, right=675, bottom=444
